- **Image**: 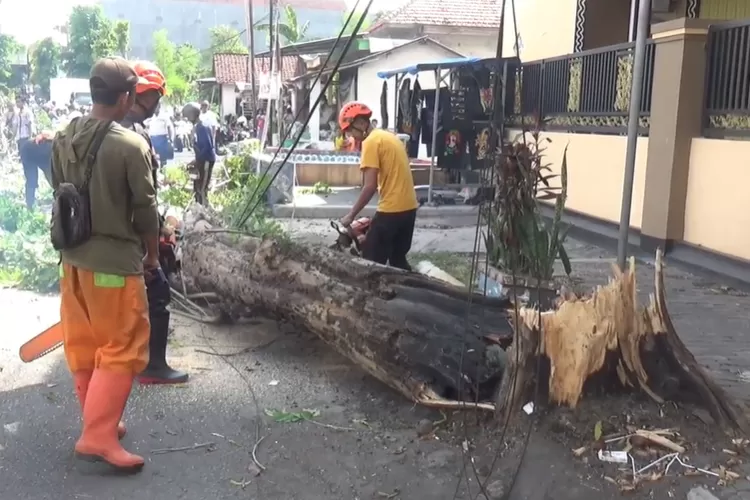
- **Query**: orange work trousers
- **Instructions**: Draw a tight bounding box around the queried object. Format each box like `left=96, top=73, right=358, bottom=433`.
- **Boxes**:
left=60, top=263, right=150, bottom=374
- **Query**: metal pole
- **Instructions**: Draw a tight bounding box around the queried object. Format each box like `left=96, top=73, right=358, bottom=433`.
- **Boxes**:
left=617, top=0, right=651, bottom=270
left=393, top=74, right=400, bottom=132
left=246, top=0, right=258, bottom=119
left=628, top=0, right=638, bottom=42
left=267, top=0, right=275, bottom=144
left=427, top=69, right=441, bottom=204
left=274, top=3, right=283, bottom=146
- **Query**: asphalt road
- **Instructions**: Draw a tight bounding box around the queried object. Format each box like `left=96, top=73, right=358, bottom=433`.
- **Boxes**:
left=4, top=226, right=747, bottom=500
left=0, top=289, right=476, bottom=500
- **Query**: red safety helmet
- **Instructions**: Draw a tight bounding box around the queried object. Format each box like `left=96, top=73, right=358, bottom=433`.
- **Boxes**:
left=133, top=60, right=167, bottom=96
left=338, top=101, right=372, bottom=131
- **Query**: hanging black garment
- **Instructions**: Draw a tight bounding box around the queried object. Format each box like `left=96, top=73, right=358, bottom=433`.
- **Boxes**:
left=422, top=89, right=452, bottom=142
left=407, top=78, right=422, bottom=157
left=380, top=81, right=389, bottom=130
left=421, top=89, right=436, bottom=145
left=396, top=78, right=413, bottom=135
left=453, top=69, right=485, bottom=122
left=437, top=128, right=466, bottom=170
left=420, top=107, right=434, bottom=155
left=421, top=88, right=453, bottom=157
left=467, top=124, right=495, bottom=169
left=474, top=68, right=494, bottom=120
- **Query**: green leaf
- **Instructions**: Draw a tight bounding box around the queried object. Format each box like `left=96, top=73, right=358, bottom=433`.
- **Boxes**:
left=594, top=421, right=603, bottom=441
left=558, top=244, right=572, bottom=276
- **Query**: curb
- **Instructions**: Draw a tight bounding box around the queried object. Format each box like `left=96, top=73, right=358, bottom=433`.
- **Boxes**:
left=272, top=204, right=479, bottom=219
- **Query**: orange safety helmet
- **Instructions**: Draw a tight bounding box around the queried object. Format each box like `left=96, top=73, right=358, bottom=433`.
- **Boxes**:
left=338, top=101, right=372, bottom=131
left=133, top=60, right=167, bottom=96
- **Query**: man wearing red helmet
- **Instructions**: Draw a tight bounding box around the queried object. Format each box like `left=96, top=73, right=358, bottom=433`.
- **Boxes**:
left=339, top=102, right=418, bottom=271
left=122, top=60, right=189, bottom=385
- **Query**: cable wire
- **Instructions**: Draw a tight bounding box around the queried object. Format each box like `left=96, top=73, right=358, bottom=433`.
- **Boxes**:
left=445, top=0, right=545, bottom=497
left=231, top=0, right=373, bottom=229
left=231, top=0, right=369, bottom=228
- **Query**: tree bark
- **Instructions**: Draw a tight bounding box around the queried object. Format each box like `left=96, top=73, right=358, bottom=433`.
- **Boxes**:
left=179, top=206, right=512, bottom=410
left=178, top=207, right=749, bottom=432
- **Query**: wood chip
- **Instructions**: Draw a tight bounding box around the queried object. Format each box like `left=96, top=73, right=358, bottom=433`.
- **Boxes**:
left=634, top=429, right=685, bottom=453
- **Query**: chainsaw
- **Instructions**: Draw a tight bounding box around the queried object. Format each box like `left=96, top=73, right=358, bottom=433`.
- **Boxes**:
left=18, top=219, right=182, bottom=363
left=329, top=217, right=371, bottom=257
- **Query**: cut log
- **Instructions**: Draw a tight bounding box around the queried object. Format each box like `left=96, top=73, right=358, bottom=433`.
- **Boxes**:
left=179, top=206, right=513, bottom=410
left=178, top=206, right=749, bottom=433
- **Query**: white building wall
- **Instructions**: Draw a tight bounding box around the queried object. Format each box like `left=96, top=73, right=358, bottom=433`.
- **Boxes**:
left=356, top=42, right=460, bottom=130
left=220, top=84, right=236, bottom=118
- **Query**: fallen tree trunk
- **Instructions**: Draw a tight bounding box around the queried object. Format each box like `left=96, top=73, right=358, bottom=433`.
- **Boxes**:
left=178, top=206, right=749, bottom=432
left=179, top=207, right=512, bottom=410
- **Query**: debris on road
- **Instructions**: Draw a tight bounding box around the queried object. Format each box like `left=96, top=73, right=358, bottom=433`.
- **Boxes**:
left=151, top=442, right=216, bottom=455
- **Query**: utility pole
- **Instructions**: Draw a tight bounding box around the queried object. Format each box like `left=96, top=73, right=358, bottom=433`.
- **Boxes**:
left=267, top=0, right=275, bottom=144
left=274, top=0, right=283, bottom=146
left=246, top=0, right=257, bottom=121
left=617, top=0, right=652, bottom=269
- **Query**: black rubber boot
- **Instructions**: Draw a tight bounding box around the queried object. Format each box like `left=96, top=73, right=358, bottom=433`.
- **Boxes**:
left=138, top=268, right=188, bottom=385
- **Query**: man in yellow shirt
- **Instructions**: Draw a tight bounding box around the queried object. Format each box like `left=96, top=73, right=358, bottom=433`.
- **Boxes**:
left=339, top=101, right=419, bottom=271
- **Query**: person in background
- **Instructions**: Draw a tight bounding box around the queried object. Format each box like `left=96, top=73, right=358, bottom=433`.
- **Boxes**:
left=147, top=107, right=174, bottom=167
left=256, top=112, right=265, bottom=141
left=334, top=125, right=358, bottom=153
left=52, top=57, right=159, bottom=472
left=199, top=100, right=219, bottom=145
left=175, top=115, right=192, bottom=152
left=120, top=60, right=189, bottom=386
left=338, top=101, right=418, bottom=271
left=10, top=97, right=39, bottom=209
left=183, top=102, right=216, bottom=205
left=371, top=118, right=379, bottom=129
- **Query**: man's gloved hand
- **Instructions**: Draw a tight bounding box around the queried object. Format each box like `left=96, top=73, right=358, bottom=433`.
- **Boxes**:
left=144, top=265, right=167, bottom=287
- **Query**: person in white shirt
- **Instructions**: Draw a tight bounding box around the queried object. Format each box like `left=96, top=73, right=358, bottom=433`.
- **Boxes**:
left=199, top=101, right=218, bottom=149
left=146, top=109, right=174, bottom=166
left=10, top=98, right=41, bottom=209
left=175, top=117, right=193, bottom=152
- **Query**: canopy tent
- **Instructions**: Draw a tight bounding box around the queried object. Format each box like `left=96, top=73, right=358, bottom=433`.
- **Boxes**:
left=375, top=57, right=483, bottom=79
left=377, top=57, right=513, bottom=204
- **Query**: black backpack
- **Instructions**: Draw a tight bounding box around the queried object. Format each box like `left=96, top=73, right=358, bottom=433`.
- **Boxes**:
left=50, top=119, right=112, bottom=251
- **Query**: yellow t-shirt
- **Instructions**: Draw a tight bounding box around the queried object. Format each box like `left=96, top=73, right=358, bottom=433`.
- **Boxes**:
left=359, top=129, right=418, bottom=213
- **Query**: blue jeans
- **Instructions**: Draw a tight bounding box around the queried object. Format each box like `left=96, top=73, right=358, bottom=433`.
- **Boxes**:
left=19, top=139, right=52, bottom=209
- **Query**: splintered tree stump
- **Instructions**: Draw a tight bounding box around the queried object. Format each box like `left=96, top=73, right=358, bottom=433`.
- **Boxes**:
left=496, top=251, right=749, bottom=434
left=178, top=206, right=749, bottom=433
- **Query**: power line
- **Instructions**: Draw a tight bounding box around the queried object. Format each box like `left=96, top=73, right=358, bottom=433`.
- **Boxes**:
left=231, top=0, right=374, bottom=229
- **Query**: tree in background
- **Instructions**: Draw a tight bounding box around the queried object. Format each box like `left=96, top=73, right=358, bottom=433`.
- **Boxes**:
left=209, top=25, right=248, bottom=54
left=30, top=38, right=62, bottom=99
left=0, top=34, right=21, bottom=88
left=113, top=20, right=131, bottom=58
left=258, top=5, right=309, bottom=45
left=152, top=30, right=201, bottom=103
left=63, top=5, right=118, bottom=77
left=341, top=9, right=377, bottom=35
left=204, top=25, right=247, bottom=70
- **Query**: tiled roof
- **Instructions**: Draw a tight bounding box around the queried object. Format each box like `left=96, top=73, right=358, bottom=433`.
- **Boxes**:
left=372, top=0, right=502, bottom=30
left=188, top=0, right=346, bottom=10
left=287, top=37, right=465, bottom=83
left=213, top=53, right=303, bottom=84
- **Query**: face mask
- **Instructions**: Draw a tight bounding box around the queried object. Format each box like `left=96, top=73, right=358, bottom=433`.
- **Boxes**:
left=138, top=95, right=160, bottom=119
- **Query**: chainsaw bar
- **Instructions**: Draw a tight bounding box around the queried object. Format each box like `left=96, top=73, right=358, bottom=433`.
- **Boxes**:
left=19, top=341, right=63, bottom=363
